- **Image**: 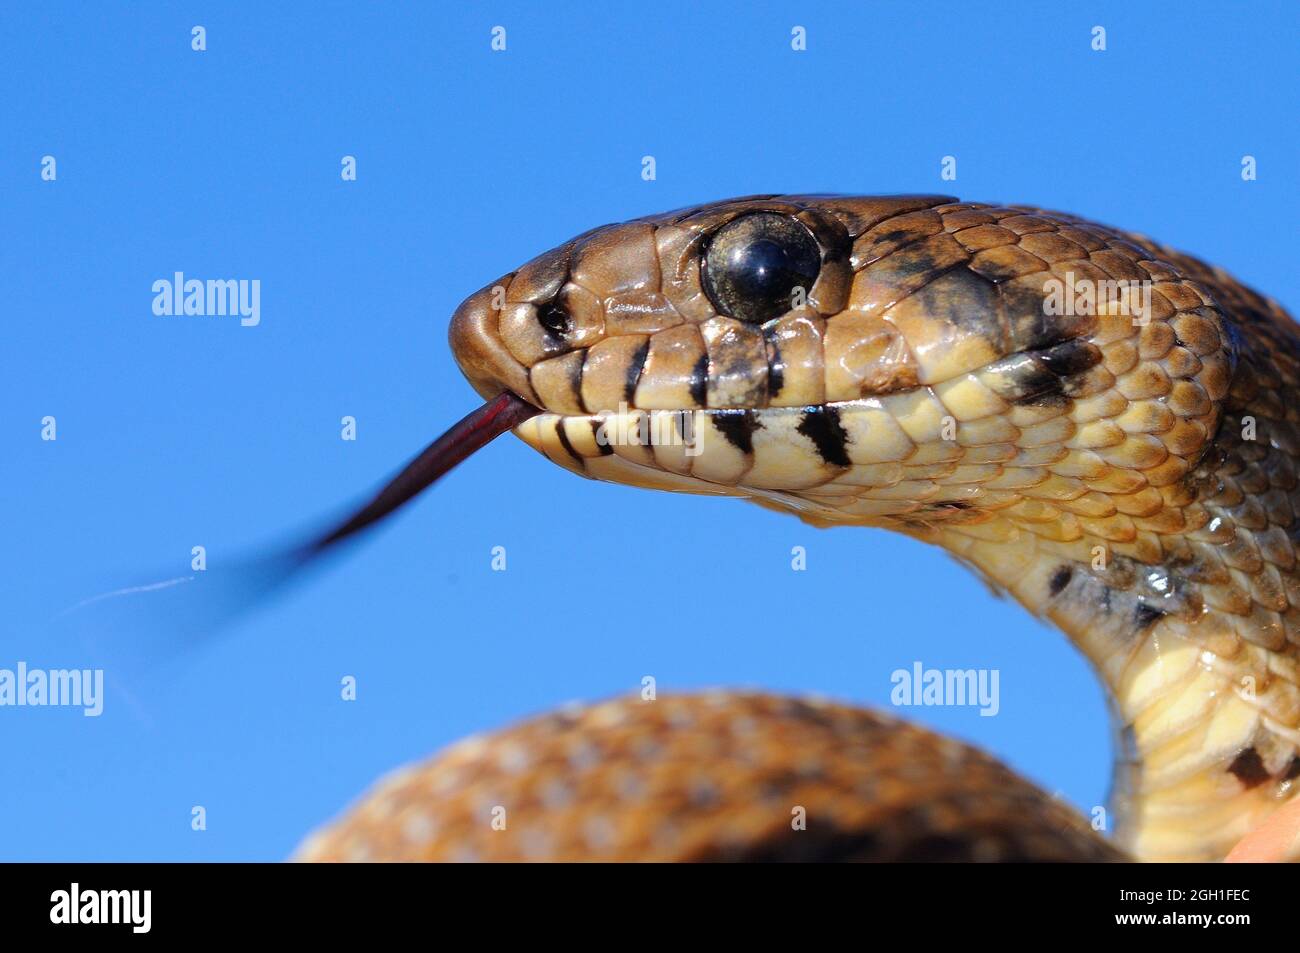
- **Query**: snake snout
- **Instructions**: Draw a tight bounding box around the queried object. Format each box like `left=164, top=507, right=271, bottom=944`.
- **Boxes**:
left=448, top=276, right=542, bottom=406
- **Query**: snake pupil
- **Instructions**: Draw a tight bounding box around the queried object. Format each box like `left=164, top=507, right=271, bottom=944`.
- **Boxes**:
left=702, top=212, right=821, bottom=324
left=729, top=239, right=791, bottom=299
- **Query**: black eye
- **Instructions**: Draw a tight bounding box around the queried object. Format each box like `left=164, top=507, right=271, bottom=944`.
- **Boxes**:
left=537, top=304, right=572, bottom=337
left=702, top=212, right=821, bottom=324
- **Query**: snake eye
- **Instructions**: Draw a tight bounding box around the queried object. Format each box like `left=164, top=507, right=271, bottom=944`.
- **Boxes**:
left=537, top=303, right=573, bottom=338
left=702, top=212, right=821, bottom=324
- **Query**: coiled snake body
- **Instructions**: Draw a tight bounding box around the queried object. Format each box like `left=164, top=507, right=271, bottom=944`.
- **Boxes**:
left=296, top=195, right=1300, bottom=862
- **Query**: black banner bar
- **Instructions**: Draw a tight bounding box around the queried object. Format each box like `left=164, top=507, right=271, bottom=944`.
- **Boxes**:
left=0, top=861, right=1290, bottom=940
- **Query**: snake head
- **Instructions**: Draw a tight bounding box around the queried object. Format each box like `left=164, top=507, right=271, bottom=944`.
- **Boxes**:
left=449, top=194, right=1234, bottom=532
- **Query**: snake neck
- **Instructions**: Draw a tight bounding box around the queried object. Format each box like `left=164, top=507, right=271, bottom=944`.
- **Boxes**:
left=932, top=399, right=1300, bottom=861
left=922, top=245, right=1300, bottom=862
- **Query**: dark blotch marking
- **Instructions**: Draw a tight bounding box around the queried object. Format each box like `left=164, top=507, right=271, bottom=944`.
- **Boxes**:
left=891, top=250, right=960, bottom=285
left=985, top=353, right=1070, bottom=408
left=688, top=353, right=709, bottom=407
left=1284, top=756, right=1300, bottom=781
left=1012, top=359, right=1059, bottom=397
left=1133, top=601, right=1167, bottom=630
left=554, top=421, right=583, bottom=465
left=1228, top=747, right=1271, bottom=790
left=712, top=410, right=760, bottom=455
left=566, top=350, right=586, bottom=406
left=624, top=339, right=650, bottom=404
left=919, top=267, right=999, bottom=341
left=1001, top=276, right=1094, bottom=354
left=796, top=405, right=851, bottom=467
left=1039, top=338, right=1103, bottom=377
left=1048, top=565, right=1073, bottom=596
left=874, top=228, right=914, bottom=247
left=1015, top=376, right=1067, bottom=408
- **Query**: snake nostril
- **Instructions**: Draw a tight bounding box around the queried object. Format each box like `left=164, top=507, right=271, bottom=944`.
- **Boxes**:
left=537, top=304, right=573, bottom=338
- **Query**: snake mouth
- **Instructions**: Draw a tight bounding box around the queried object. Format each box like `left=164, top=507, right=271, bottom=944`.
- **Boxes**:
left=489, top=312, right=1128, bottom=526
left=509, top=396, right=1011, bottom=526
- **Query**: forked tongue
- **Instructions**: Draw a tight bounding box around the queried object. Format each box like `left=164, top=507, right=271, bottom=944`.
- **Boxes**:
left=54, top=392, right=541, bottom=660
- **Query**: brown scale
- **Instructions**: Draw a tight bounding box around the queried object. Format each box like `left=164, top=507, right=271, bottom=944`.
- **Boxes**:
left=296, top=693, right=1123, bottom=863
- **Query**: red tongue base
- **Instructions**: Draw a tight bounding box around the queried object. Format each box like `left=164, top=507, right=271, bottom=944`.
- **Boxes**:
left=303, top=391, right=541, bottom=556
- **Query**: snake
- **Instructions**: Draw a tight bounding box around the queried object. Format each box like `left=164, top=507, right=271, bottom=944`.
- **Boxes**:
left=288, top=194, right=1300, bottom=862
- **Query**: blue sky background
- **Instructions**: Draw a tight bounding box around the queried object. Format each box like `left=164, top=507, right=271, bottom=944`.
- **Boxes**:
left=2, top=2, right=1296, bottom=860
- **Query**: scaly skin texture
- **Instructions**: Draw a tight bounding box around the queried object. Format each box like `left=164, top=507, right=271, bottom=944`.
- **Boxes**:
left=296, top=692, right=1123, bottom=862
left=305, top=196, right=1300, bottom=862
